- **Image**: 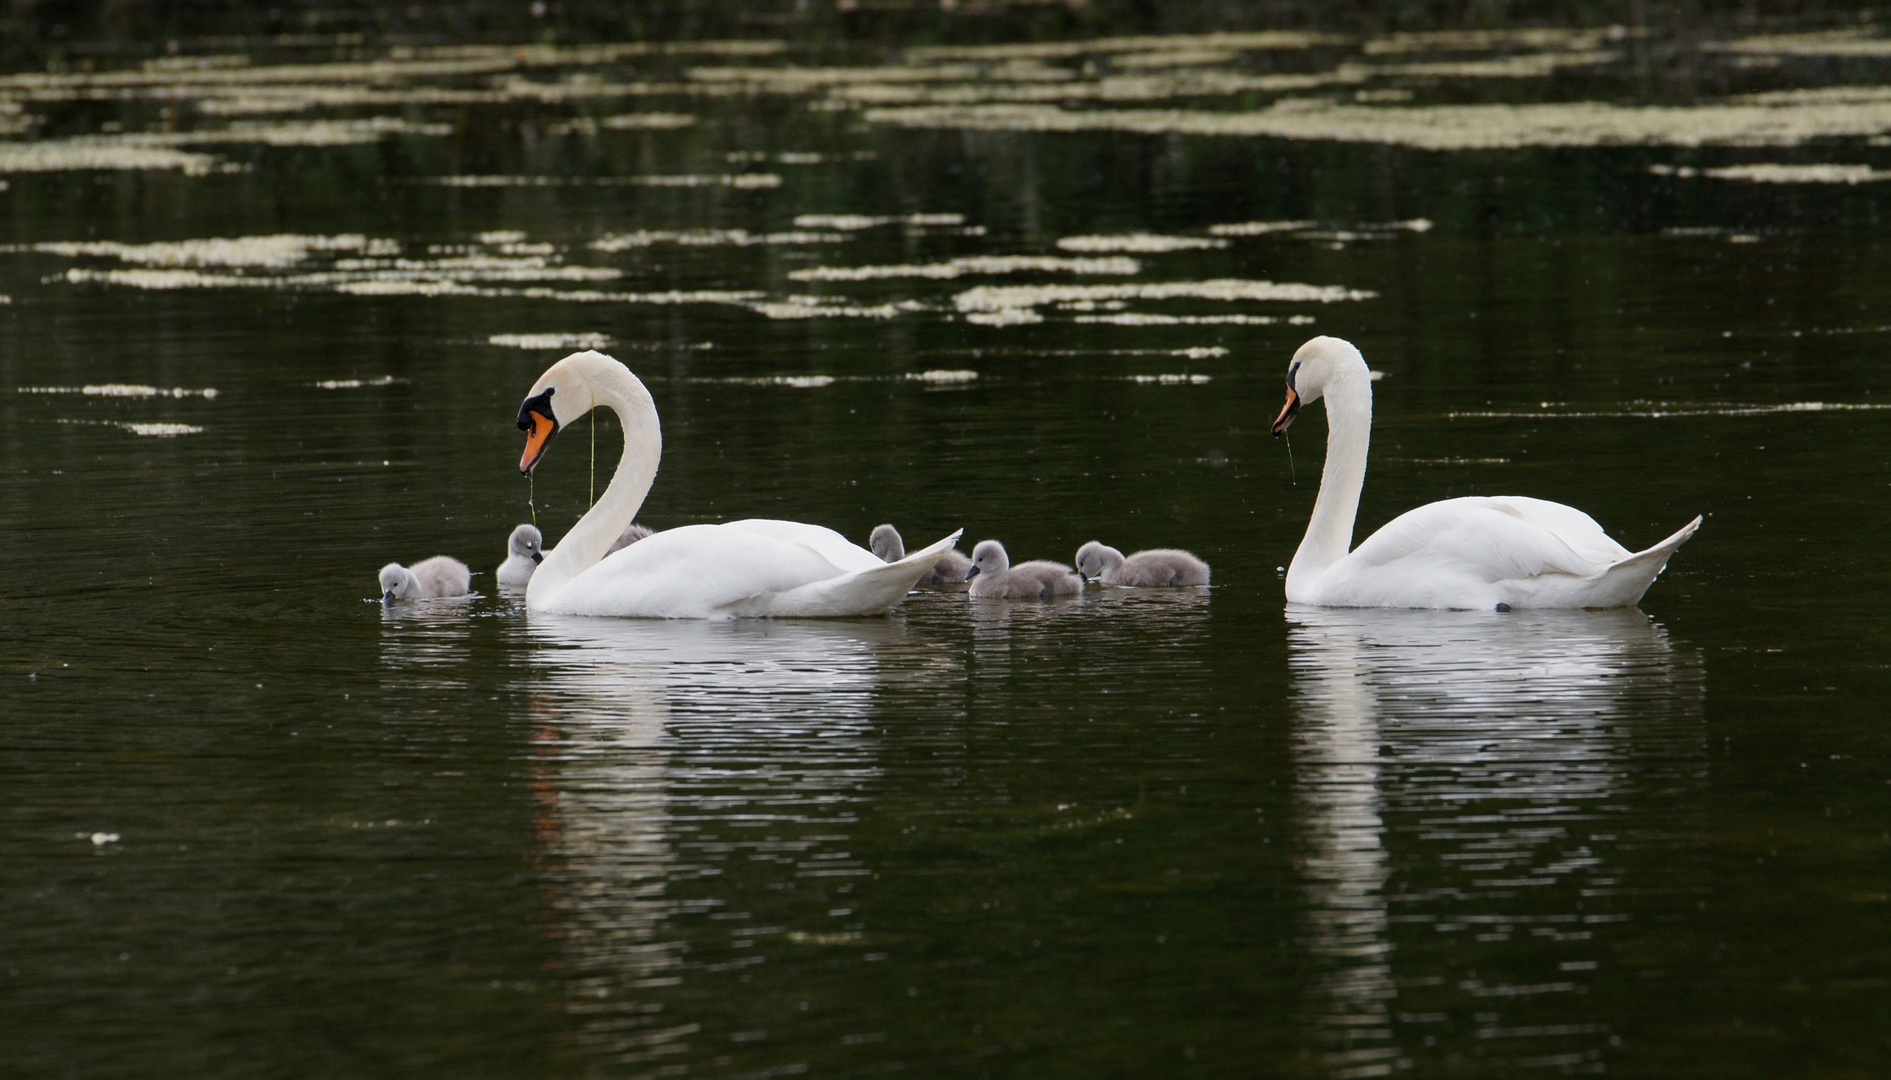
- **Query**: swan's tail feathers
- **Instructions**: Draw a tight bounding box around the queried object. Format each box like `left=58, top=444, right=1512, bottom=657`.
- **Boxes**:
left=718, top=530, right=963, bottom=618
left=1589, top=515, right=1702, bottom=608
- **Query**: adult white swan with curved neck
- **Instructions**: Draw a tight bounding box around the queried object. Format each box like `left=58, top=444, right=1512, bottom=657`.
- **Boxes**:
left=517, top=351, right=962, bottom=618
left=1271, top=336, right=1701, bottom=610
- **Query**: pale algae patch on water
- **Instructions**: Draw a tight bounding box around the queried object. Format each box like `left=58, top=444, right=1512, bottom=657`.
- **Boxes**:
left=1451, top=400, right=1891, bottom=419
left=20, top=384, right=220, bottom=398
left=54, top=418, right=206, bottom=437
left=1055, top=234, right=1227, bottom=253
left=0, top=119, right=451, bottom=174
left=313, top=376, right=404, bottom=389
left=1207, top=220, right=1320, bottom=236
left=428, top=173, right=782, bottom=189
left=865, top=97, right=1891, bottom=148
left=792, top=213, right=965, bottom=230
left=1706, top=30, right=1891, bottom=57
left=20, top=234, right=395, bottom=268
left=787, top=256, right=1139, bottom=282
left=954, top=279, right=1375, bottom=326
left=904, top=31, right=1340, bottom=63
left=1651, top=163, right=1891, bottom=184
left=589, top=229, right=846, bottom=252
left=488, top=333, right=614, bottom=350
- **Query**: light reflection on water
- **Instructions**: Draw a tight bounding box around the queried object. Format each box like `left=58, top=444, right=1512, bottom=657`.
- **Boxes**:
left=1287, top=607, right=1704, bottom=1077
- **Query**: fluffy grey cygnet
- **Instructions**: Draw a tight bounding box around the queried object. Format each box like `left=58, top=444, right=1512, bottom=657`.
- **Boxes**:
left=870, top=523, right=973, bottom=583
left=496, top=524, right=544, bottom=587
left=964, top=540, right=1082, bottom=599
left=1075, top=541, right=1211, bottom=587
left=379, top=555, right=471, bottom=601
left=607, top=522, right=655, bottom=555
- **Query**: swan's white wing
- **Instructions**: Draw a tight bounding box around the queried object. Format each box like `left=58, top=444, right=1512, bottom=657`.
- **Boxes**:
left=718, top=518, right=887, bottom=572
left=550, top=523, right=863, bottom=618
left=1349, top=497, right=1622, bottom=582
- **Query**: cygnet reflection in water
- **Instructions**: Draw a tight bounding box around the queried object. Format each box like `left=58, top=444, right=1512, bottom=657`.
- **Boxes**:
left=869, top=523, right=972, bottom=583
left=1074, top=540, right=1210, bottom=586
left=1285, top=606, right=1703, bottom=1075
left=964, top=540, right=1082, bottom=598
left=379, top=555, right=471, bottom=600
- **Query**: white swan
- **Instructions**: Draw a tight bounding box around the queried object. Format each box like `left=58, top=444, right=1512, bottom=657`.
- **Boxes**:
left=1272, top=336, right=1701, bottom=610
left=518, top=350, right=961, bottom=618
left=380, top=556, right=471, bottom=600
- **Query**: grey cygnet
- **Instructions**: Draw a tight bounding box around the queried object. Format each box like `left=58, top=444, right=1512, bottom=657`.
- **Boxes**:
left=380, top=555, right=472, bottom=601
left=870, top=523, right=973, bottom=583
left=964, top=540, right=1082, bottom=598
left=607, top=522, right=655, bottom=554
left=1074, top=541, right=1211, bottom=587
left=496, top=524, right=544, bottom=586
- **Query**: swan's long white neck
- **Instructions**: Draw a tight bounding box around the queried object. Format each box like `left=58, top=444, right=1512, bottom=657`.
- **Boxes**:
left=526, top=360, right=661, bottom=607
left=1288, top=368, right=1372, bottom=588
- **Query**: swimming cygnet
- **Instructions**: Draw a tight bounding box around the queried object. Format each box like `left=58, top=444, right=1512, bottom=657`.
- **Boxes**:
left=379, top=555, right=471, bottom=601
left=964, top=540, right=1083, bottom=599
left=496, top=524, right=544, bottom=586
left=870, top=523, right=973, bottom=583
left=1075, top=541, right=1211, bottom=587
left=607, top=522, right=655, bottom=555
left=502, top=521, right=653, bottom=587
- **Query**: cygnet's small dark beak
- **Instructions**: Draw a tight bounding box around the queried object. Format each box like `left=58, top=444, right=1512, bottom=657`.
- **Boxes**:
left=383, top=590, right=396, bottom=602
left=965, top=565, right=982, bottom=580
left=531, top=552, right=543, bottom=563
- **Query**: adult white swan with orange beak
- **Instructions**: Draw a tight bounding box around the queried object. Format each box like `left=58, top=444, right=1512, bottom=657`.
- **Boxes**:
left=1271, top=336, right=1700, bottom=610
left=517, top=351, right=961, bottom=618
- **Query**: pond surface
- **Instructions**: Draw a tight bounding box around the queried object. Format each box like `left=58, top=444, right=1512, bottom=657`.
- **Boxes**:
left=4, top=23, right=1891, bottom=1079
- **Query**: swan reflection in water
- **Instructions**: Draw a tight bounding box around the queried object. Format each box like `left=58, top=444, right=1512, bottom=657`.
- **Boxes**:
left=1286, top=606, right=1703, bottom=1077
left=516, top=616, right=915, bottom=1067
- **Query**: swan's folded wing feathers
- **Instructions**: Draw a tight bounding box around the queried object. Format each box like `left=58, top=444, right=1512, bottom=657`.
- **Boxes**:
left=720, top=518, right=891, bottom=572
left=565, top=524, right=859, bottom=617
left=1350, top=498, right=1609, bottom=582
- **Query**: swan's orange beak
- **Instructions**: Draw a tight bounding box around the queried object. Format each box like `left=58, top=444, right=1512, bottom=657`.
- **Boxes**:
left=519, top=409, right=556, bottom=475
left=1271, top=386, right=1301, bottom=436
left=517, top=386, right=560, bottom=476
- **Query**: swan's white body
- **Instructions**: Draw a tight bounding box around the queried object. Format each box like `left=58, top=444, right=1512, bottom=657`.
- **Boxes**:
left=518, top=351, right=960, bottom=619
left=1275, top=337, right=1700, bottom=610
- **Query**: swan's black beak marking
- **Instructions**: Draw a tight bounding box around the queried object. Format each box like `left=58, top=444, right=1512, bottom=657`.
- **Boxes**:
left=518, top=387, right=559, bottom=476
left=531, top=552, right=543, bottom=564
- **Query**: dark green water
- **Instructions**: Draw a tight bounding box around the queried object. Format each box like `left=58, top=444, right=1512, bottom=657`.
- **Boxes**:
left=5, top=26, right=1891, bottom=1078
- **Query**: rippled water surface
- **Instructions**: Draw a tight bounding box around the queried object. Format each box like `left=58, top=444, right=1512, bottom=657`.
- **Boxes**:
left=6, top=19, right=1891, bottom=1078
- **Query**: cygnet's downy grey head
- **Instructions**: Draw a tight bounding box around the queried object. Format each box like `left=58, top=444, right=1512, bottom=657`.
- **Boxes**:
left=869, top=524, right=905, bottom=563
left=509, top=523, right=544, bottom=564
left=1074, top=541, right=1124, bottom=581
left=379, top=563, right=415, bottom=601
left=965, top=540, right=1010, bottom=580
